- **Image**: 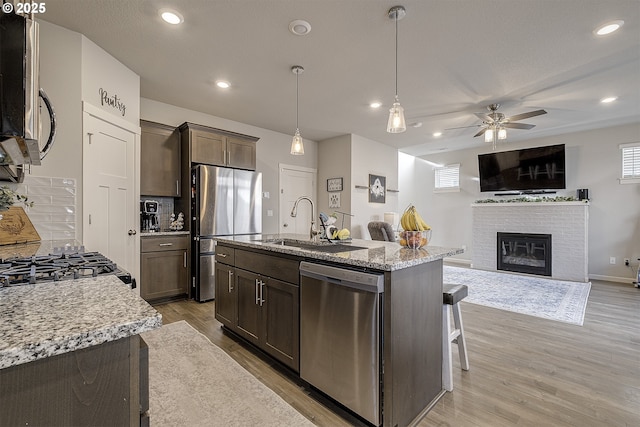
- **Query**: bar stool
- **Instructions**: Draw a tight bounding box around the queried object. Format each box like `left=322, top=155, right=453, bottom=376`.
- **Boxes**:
left=442, top=283, right=470, bottom=392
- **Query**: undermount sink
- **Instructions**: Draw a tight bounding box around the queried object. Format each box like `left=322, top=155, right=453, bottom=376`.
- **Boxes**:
left=262, top=238, right=367, bottom=253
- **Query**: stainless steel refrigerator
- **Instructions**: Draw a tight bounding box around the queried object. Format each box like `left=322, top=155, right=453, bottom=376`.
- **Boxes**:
left=192, top=165, right=262, bottom=301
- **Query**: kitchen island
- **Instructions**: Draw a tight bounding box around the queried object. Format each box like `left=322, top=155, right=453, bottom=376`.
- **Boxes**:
left=214, top=234, right=463, bottom=427
left=0, top=257, right=161, bottom=426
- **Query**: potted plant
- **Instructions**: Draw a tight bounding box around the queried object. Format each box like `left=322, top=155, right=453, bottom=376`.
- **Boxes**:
left=0, top=186, right=33, bottom=218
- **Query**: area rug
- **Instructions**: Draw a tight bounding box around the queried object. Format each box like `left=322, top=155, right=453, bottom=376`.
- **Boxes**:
left=443, top=266, right=591, bottom=325
left=141, top=321, right=314, bottom=427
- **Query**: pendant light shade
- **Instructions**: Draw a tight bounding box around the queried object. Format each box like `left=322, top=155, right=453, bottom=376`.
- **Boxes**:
left=290, top=65, right=305, bottom=155
left=484, top=128, right=494, bottom=143
left=387, top=97, right=406, bottom=133
left=497, top=127, right=507, bottom=140
left=387, top=5, right=406, bottom=134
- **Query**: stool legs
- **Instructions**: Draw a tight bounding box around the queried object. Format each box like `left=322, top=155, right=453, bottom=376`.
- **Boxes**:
left=442, top=301, right=469, bottom=392
left=452, top=303, right=469, bottom=371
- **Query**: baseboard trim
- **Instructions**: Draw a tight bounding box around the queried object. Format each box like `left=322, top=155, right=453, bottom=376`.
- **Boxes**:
left=588, top=274, right=637, bottom=285
left=445, top=257, right=471, bottom=267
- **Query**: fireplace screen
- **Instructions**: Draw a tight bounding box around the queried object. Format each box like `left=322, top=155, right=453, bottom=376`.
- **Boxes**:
left=497, top=232, right=552, bottom=276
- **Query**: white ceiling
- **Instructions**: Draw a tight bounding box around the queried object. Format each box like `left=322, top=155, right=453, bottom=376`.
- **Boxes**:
left=40, top=0, right=640, bottom=157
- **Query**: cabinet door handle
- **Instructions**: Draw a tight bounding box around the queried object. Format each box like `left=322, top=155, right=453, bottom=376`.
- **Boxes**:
left=183, top=251, right=187, bottom=268
left=218, top=253, right=227, bottom=258
left=228, top=270, right=234, bottom=292
left=259, top=280, right=266, bottom=306
left=176, top=180, right=179, bottom=195
left=159, top=243, right=173, bottom=247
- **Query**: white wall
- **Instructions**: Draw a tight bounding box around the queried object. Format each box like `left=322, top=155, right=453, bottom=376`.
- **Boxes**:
left=36, top=20, right=83, bottom=195
left=140, top=98, right=317, bottom=234
left=81, top=38, right=140, bottom=126
left=317, top=135, right=351, bottom=229
left=407, top=122, right=640, bottom=282
left=350, top=134, right=399, bottom=239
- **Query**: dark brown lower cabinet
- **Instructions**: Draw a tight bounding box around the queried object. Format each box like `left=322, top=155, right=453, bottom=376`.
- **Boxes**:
left=0, top=335, right=144, bottom=426
left=140, top=235, right=189, bottom=302
left=214, top=245, right=300, bottom=372
left=214, top=262, right=236, bottom=328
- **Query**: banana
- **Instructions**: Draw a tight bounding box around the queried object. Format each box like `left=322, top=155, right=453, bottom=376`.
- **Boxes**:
left=401, top=205, right=431, bottom=231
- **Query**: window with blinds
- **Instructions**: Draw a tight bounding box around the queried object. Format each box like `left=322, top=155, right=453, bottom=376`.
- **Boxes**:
left=620, top=143, right=640, bottom=183
left=434, top=164, right=460, bottom=192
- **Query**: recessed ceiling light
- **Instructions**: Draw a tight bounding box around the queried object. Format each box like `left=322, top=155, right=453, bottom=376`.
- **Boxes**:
left=370, top=101, right=382, bottom=109
left=289, top=20, right=311, bottom=36
left=160, top=9, right=184, bottom=25
left=594, top=20, right=624, bottom=36
left=432, top=132, right=442, bottom=137
left=600, top=96, right=618, bottom=103
left=216, top=81, right=230, bottom=89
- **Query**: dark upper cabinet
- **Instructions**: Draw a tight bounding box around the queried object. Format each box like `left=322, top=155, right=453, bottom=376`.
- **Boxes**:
left=140, top=120, right=181, bottom=197
left=179, top=122, right=258, bottom=170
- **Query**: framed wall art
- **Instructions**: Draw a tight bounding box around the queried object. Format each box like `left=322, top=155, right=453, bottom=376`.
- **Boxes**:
left=369, top=174, right=386, bottom=204
left=327, top=177, right=343, bottom=192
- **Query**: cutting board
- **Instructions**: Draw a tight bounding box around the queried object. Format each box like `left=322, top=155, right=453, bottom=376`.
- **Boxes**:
left=0, top=206, right=41, bottom=245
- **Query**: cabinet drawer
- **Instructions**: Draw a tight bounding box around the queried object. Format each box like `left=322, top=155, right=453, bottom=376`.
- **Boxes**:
left=215, top=245, right=235, bottom=264
left=141, top=235, right=189, bottom=252
left=235, top=249, right=299, bottom=285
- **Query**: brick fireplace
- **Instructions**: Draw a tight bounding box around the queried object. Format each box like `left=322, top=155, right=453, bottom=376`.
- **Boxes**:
left=472, top=202, right=589, bottom=282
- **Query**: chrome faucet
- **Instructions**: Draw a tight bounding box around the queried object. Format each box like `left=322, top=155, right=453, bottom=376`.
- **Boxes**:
left=290, top=196, right=320, bottom=240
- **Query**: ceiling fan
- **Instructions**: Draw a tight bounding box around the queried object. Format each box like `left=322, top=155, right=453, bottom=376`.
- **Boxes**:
left=472, top=103, right=547, bottom=139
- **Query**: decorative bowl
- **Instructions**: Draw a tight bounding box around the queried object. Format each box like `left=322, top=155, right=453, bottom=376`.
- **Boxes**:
left=399, top=230, right=431, bottom=249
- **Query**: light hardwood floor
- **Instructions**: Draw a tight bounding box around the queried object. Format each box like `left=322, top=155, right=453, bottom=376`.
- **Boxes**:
left=154, top=278, right=640, bottom=426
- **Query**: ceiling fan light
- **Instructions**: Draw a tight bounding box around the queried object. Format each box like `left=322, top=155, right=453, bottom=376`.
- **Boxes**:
left=498, top=127, right=507, bottom=140
left=290, top=129, right=304, bottom=155
left=484, top=128, right=494, bottom=143
left=387, top=99, right=406, bottom=133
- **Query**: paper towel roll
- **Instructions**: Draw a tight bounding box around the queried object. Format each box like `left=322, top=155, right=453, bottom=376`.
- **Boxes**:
left=384, top=212, right=398, bottom=227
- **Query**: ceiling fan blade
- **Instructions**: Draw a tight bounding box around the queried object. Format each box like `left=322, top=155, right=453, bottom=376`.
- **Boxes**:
left=474, top=112, right=492, bottom=122
left=503, top=122, right=535, bottom=130
left=444, top=124, right=482, bottom=131
left=505, top=109, right=547, bottom=122
left=473, top=128, right=488, bottom=137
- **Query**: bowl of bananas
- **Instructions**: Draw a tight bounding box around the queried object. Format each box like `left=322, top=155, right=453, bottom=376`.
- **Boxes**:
left=399, top=230, right=431, bottom=249
left=399, top=205, right=432, bottom=249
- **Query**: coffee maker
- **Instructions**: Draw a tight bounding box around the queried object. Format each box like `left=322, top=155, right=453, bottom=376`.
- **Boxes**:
left=140, top=200, right=160, bottom=232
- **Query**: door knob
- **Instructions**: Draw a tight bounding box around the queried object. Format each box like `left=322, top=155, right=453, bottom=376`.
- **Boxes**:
left=128, top=229, right=137, bottom=235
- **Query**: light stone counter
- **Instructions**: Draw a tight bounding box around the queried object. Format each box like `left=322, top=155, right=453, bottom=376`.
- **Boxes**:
left=140, top=230, right=190, bottom=237
left=0, top=275, right=161, bottom=370
left=214, top=233, right=463, bottom=271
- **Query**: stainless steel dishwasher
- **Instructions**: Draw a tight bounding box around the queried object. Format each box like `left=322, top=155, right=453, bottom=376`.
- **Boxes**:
left=299, top=261, right=384, bottom=426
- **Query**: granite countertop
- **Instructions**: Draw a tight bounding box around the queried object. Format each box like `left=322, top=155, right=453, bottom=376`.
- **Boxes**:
left=215, top=234, right=464, bottom=271
left=0, top=275, right=162, bottom=370
left=140, top=230, right=190, bottom=237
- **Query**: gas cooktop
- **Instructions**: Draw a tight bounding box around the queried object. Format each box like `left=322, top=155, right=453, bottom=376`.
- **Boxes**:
left=0, top=250, right=131, bottom=287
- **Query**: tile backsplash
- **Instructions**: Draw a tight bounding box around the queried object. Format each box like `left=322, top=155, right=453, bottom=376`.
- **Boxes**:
left=140, top=196, right=185, bottom=231
left=5, top=176, right=77, bottom=241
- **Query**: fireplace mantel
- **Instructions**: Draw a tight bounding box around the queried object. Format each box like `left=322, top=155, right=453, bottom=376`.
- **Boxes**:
left=471, top=202, right=589, bottom=282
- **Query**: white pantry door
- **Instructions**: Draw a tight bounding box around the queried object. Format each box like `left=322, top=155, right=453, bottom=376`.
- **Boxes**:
left=279, top=164, right=316, bottom=235
left=82, top=110, right=136, bottom=274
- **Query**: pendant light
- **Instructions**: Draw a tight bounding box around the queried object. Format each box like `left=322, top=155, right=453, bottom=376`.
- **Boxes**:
left=290, top=65, right=305, bottom=155
left=387, top=5, right=406, bottom=134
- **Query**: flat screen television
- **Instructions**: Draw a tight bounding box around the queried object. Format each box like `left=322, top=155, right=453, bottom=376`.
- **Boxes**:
left=478, top=144, right=566, bottom=192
